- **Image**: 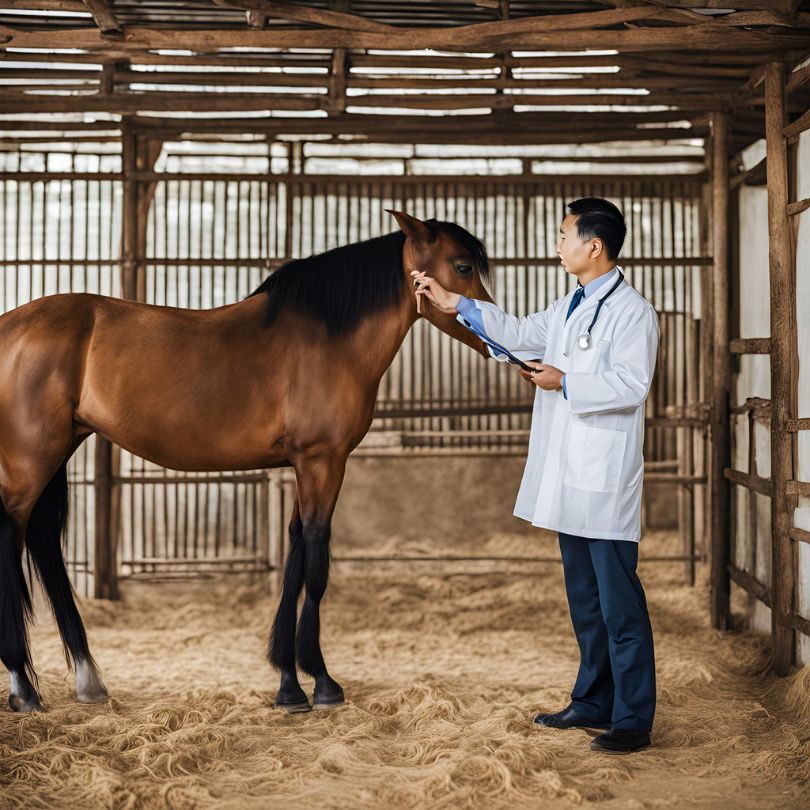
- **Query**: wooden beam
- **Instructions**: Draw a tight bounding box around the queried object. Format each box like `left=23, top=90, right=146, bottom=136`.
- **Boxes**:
left=729, top=564, right=772, bottom=608
left=246, top=11, right=268, bottom=29
left=211, top=0, right=396, bottom=33
left=724, top=468, right=772, bottom=497
left=790, top=526, right=810, bottom=545
left=710, top=110, right=731, bottom=633
left=0, top=90, right=739, bottom=114
left=2, top=24, right=810, bottom=54
left=82, top=0, right=122, bottom=39
left=729, top=337, right=770, bottom=354
left=765, top=61, right=797, bottom=676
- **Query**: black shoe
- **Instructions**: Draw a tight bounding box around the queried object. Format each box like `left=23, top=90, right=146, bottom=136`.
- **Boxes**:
left=590, top=729, right=651, bottom=754
left=533, top=704, right=611, bottom=731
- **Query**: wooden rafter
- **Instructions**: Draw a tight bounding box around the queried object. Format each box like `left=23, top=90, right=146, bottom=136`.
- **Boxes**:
left=210, top=0, right=396, bottom=33
left=2, top=23, right=808, bottom=53
left=82, top=0, right=122, bottom=39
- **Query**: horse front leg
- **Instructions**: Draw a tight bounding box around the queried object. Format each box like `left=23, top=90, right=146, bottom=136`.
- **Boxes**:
left=293, top=455, right=347, bottom=710
left=269, top=500, right=310, bottom=712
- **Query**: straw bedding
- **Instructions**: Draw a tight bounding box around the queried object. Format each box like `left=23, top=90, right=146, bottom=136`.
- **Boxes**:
left=1, top=528, right=808, bottom=809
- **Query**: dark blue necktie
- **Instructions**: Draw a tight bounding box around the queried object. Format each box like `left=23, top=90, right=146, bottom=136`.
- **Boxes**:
left=566, top=285, right=586, bottom=323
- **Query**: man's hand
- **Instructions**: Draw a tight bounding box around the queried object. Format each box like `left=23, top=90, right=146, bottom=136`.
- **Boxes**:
left=410, top=271, right=460, bottom=314
left=520, top=361, right=564, bottom=391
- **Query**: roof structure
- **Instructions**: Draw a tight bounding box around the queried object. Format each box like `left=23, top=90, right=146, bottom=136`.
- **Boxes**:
left=1, top=1, right=809, bottom=153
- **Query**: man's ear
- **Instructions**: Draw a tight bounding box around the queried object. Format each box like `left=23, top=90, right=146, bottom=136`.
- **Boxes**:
left=590, top=237, right=605, bottom=259
left=385, top=209, right=434, bottom=245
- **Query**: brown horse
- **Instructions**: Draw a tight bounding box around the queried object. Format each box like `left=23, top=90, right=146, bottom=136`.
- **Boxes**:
left=0, top=211, right=493, bottom=713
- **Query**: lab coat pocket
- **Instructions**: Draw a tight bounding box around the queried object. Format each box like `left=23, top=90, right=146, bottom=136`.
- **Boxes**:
left=564, top=421, right=627, bottom=493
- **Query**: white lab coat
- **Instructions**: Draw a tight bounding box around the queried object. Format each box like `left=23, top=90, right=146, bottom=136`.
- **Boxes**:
left=460, top=266, right=659, bottom=542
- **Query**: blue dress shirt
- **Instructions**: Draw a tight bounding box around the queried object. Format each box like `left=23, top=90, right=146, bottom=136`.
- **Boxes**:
left=457, top=269, right=617, bottom=399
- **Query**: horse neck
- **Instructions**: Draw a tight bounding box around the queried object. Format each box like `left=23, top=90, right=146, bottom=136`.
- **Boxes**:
left=344, top=285, right=417, bottom=386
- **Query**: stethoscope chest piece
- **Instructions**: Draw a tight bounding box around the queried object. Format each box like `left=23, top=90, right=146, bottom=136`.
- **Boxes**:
left=577, top=334, right=591, bottom=350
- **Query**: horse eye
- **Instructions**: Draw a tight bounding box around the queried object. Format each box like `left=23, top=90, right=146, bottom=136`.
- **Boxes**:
left=456, top=264, right=473, bottom=276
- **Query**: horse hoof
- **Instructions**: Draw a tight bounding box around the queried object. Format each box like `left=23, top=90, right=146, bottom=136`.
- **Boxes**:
left=8, top=693, right=44, bottom=713
left=274, top=699, right=312, bottom=714
left=313, top=690, right=345, bottom=711
left=77, top=688, right=109, bottom=704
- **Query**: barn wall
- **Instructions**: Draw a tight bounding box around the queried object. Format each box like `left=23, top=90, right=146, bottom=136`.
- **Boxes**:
left=735, top=132, right=810, bottom=665
left=796, top=130, right=810, bottom=666
left=734, top=139, right=773, bottom=636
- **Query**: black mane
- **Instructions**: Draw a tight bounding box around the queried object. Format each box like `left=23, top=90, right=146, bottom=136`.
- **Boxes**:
left=248, top=220, right=489, bottom=336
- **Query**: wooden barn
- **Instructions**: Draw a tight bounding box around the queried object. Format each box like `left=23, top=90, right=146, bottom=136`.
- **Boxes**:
left=0, top=2, right=809, bottom=808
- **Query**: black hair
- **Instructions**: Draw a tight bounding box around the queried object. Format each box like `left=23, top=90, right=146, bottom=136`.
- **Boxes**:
left=249, top=219, right=489, bottom=336
left=565, top=197, right=627, bottom=260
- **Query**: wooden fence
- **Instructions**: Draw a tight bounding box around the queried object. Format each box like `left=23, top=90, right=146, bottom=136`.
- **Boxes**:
left=0, top=147, right=709, bottom=594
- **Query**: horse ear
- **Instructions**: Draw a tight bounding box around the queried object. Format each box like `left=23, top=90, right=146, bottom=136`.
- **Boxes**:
left=385, top=209, right=434, bottom=245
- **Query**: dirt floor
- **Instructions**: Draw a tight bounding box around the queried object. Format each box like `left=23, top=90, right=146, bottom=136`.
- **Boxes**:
left=1, top=528, right=809, bottom=810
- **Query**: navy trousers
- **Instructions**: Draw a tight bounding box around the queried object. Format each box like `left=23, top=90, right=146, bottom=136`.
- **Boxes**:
left=558, top=533, right=656, bottom=732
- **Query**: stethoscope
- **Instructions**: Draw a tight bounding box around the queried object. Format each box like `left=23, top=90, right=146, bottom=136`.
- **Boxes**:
left=562, top=270, right=625, bottom=357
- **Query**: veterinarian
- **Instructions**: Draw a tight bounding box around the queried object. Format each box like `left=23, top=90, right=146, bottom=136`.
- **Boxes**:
left=412, top=198, right=659, bottom=755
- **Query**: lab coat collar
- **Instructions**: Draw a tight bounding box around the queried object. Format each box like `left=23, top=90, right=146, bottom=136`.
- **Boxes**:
left=564, top=266, right=623, bottom=322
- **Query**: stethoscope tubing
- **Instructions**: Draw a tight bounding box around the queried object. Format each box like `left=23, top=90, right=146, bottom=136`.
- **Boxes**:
left=563, top=270, right=625, bottom=357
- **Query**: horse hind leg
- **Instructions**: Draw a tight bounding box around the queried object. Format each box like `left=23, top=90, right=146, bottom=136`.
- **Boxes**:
left=0, top=497, right=42, bottom=712
left=26, top=461, right=107, bottom=704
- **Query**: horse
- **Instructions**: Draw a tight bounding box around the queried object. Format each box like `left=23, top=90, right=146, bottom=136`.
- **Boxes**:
left=0, top=210, right=493, bottom=714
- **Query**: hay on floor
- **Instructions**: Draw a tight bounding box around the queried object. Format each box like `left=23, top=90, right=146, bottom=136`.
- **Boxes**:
left=1, top=529, right=809, bottom=809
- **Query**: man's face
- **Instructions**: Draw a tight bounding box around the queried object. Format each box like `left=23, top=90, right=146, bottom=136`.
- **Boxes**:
left=555, top=214, right=593, bottom=277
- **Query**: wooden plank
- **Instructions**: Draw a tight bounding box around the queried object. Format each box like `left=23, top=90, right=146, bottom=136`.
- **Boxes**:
left=710, top=111, right=732, bottom=632
left=82, top=0, right=122, bottom=38
left=789, top=526, right=810, bottom=545
left=3, top=24, right=810, bottom=54
left=0, top=90, right=741, bottom=114
left=785, top=480, right=810, bottom=496
left=787, top=418, right=810, bottom=432
left=724, top=467, right=773, bottom=497
left=210, top=0, right=396, bottom=33
left=729, top=337, right=771, bottom=354
left=766, top=61, right=797, bottom=675
left=729, top=564, right=772, bottom=608
left=787, top=198, right=810, bottom=216
left=784, top=107, right=810, bottom=139
left=791, top=612, right=810, bottom=637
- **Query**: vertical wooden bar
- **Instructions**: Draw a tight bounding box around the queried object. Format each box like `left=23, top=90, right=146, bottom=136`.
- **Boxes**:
left=710, top=111, right=731, bottom=631
left=765, top=62, right=797, bottom=675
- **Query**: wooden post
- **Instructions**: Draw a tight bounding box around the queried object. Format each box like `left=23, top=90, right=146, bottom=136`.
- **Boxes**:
left=93, top=117, right=143, bottom=599
left=710, top=111, right=731, bottom=631
left=765, top=61, right=796, bottom=675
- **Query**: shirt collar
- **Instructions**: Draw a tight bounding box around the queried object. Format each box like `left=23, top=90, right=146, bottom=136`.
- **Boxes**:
left=577, top=266, right=619, bottom=298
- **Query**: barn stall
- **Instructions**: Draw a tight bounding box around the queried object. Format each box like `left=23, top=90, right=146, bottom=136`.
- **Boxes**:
left=0, top=2, right=809, bottom=808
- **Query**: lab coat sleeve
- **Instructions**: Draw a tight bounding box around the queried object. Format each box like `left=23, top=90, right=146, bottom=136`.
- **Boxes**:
left=564, top=304, right=659, bottom=416
left=456, top=299, right=554, bottom=358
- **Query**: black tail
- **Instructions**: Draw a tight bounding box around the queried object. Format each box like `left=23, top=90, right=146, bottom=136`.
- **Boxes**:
left=26, top=462, right=93, bottom=670
left=0, top=496, right=35, bottom=683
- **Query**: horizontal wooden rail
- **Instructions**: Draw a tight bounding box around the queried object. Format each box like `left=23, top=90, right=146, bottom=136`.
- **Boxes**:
left=787, top=418, right=810, bottom=432
left=787, top=198, right=810, bottom=217
left=0, top=170, right=708, bottom=186
left=786, top=480, right=810, bottom=497
left=789, top=527, right=810, bottom=546
left=729, top=337, right=770, bottom=354
left=724, top=468, right=772, bottom=497
left=784, top=108, right=810, bottom=140
left=729, top=564, right=772, bottom=608
left=731, top=397, right=771, bottom=418
left=333, top=553, right=703, bottom=565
